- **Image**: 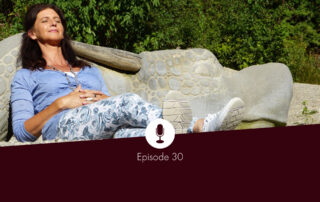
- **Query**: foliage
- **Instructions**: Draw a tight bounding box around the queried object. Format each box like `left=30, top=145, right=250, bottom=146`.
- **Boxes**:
left=299, top=100, right=318, bottom=125
left=302, top=101, right=318, bottom=116
left=0, top=0, right=160, bottom=50
left=0, top=0, right=319, bottom=84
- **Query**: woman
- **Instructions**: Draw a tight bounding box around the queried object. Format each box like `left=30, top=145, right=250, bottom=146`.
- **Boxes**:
left=11, top=3, right=245, bottom=142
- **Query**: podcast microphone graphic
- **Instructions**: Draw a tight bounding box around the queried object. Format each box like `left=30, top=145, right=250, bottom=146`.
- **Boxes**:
left=156, top=124, right=164, bottom=143
left=145, top=119, right=175, bottom=149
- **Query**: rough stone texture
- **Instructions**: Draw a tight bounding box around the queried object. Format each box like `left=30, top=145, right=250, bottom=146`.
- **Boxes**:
left=222, top=63, right=293, bottom=124
left=132, top=49, right=227, bottom=120
left=0, top=33, right=295, bottom=145
left=102, top=49, right=292, bottom=125
left=0, top=33, right=23, bottom=141
left=287, top=83, right=320, bottom=126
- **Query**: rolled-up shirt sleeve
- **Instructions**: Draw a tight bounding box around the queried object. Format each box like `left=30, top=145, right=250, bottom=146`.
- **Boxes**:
left=10, top=71, right=37, bottom=142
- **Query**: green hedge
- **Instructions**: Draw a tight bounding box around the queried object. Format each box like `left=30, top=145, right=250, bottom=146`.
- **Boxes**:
left=1, top=0, right=319, bottom=84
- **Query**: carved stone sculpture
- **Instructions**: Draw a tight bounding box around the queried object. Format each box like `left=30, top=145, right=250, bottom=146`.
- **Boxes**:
left=0, top=33, right=293, bottom=142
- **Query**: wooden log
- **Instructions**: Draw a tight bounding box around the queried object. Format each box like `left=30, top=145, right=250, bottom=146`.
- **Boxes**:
left=71, top=41, right=142, bottom=72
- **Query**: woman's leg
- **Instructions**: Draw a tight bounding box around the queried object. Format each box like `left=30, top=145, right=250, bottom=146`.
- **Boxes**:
left=56, top=93, right=162, bottom=140
left=187, top=117, right=204, bottom=133
left=113, top=128, right=146, bottom=138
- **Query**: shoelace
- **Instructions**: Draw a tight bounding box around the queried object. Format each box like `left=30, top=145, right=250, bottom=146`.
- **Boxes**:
left=203, top=112, right=221, bottom=132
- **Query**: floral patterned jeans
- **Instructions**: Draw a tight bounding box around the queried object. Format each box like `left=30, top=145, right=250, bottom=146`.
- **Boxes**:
left=56, top=93, right=164, bottom=141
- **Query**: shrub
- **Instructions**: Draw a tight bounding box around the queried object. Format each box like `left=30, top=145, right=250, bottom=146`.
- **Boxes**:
left=1, top=0, right=319, bottom=84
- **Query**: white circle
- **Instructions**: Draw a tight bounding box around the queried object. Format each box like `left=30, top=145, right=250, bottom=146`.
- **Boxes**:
left=145, top=119, right=175, bottom=149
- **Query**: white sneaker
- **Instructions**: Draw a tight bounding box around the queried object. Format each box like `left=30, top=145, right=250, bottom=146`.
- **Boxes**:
left=162, top=100, right=193, bottom=134
left=203, top=97, right=245, bottom=132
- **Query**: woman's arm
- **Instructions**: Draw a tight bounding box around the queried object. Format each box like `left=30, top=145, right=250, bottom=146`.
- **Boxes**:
left=24, top=85, right=106, bottom=137
left=11, top=71, right=40, bottom=142
left=11, top=68, right=108, bottom=141
left=23, top=97, right=63, bottom=138
left=23, top=85, right=82, bottom=137
left=11, top=74, right=102, bottom=141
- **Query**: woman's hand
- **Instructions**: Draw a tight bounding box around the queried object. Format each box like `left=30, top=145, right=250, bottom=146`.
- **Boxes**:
left=55, top=85, right=110, bottom=110
left=55, top=85, right=84, bottom=110
left=23, top=85, right=109, bottom=137
left=78, top=88, right=110, bottom=105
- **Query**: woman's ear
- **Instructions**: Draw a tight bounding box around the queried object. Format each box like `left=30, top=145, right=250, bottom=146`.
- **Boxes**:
left=27, top=29, right=37, bottom=40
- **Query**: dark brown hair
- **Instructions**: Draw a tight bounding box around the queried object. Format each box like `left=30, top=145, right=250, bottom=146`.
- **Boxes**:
left=18, top=3, right=90, bottom=70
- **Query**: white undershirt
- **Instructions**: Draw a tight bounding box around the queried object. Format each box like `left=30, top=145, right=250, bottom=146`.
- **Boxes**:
left=64, top=71, right=79, bottom=77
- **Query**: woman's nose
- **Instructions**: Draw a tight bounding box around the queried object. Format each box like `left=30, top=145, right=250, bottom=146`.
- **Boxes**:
left=50, top=19, right=57, bottom=26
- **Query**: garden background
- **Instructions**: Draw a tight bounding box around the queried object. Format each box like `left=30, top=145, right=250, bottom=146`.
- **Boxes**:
left=0, top=0, right=319, bottom=84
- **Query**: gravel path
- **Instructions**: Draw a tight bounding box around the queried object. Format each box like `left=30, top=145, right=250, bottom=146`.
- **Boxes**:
left=287, top=83, right=320, bottom=126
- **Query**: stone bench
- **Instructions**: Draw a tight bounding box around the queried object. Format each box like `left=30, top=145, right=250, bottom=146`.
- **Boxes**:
left=0, top=33, right=293, bottom=145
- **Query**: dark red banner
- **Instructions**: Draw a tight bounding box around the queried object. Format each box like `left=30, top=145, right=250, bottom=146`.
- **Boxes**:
left=1, top=124, right=320, bottom=201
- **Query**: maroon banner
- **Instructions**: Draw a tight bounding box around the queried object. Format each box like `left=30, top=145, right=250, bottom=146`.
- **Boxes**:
left=1, top=124, right=320, bottom=200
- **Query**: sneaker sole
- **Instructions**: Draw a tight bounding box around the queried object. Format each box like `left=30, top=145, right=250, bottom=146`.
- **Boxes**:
left=218, top=98, right=245, bottom=131
left=162, top=100, right=193, bottom=134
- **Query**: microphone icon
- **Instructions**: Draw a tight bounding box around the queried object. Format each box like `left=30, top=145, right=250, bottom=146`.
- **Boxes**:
left=156, top=124, right=164, bottom=144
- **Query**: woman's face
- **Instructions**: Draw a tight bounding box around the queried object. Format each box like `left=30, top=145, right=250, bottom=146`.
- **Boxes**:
left=28, top=8, right=64, bottom=44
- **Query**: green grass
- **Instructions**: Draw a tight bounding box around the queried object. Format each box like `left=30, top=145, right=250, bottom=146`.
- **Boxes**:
left=296, top=100, right=319, bottom=125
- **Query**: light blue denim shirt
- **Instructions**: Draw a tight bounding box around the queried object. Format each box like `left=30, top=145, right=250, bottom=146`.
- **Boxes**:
left=10, top=66, right=110, bottom=142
